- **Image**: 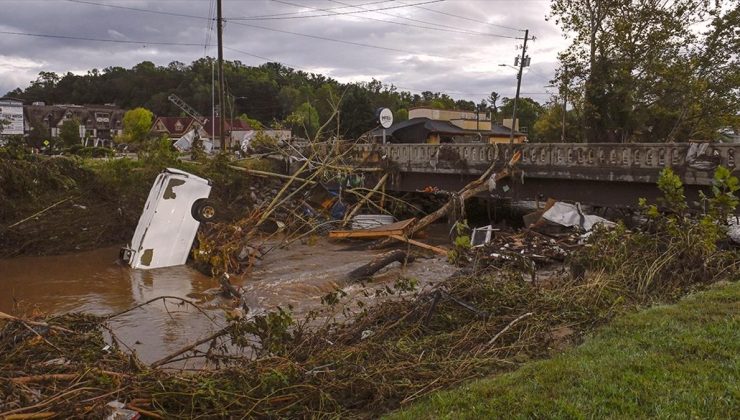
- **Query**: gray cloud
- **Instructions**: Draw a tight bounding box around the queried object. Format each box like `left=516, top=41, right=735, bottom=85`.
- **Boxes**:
left=0, top=0, right=567, bottom=104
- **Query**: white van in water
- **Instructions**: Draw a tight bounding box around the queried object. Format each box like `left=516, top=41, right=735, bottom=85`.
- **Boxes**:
left=120, top=168, right=216, bottom=269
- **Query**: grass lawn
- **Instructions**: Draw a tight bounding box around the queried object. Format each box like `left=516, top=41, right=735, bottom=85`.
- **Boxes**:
left=388, top=281, right=740, bottom=419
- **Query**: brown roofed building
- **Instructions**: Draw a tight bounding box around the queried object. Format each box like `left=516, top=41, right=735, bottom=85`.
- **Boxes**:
left=24, top=103, right=125, bottom=147
left=150, top=116, right=198, bottom=139
left=150, top=116, right=253, bottom=149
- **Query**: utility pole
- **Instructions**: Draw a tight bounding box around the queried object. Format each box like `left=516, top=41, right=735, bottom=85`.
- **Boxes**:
left=561, top=65, right=567, bottom=143
left=509, top=29, right=529, bottom=144
left=217, top=0, right=226, bottom=151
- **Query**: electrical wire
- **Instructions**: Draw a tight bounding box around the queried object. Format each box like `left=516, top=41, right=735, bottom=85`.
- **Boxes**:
left=65, top=0, right=211, bottom=21
left=223, top=46, right=549, bottom=99
left=397, top=0, right=525, bottom=32
left=228, top=0, right=392, bottom=20
left=266, top=0, right=519, bottom=39
left=226, top=20, right=449, bottom=58
left=326, top=0, right=521, bottom=39
left=203, top=0, right=216, bottom=56
left=0, top=30, right=206, bottom=47
left=229, top=0, right=444, bottom=20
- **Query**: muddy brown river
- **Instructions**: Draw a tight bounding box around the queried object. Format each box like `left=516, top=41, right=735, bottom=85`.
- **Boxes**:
left=0, top=238, right=456, bottom=365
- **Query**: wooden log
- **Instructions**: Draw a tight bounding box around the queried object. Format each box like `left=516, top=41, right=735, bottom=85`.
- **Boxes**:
left=329, top=218, right=416, bottom=239
left=0, top=311, right=74, bottom=334
left=5, top=413, right=56, bottom=419
left=11, top=374, right=77, bottom=384
left=150, top=328, right=230, bottom=368
left=347, top=250, right=415, bottom=281
left=388, top=235, right=448, bottom=256
left=227, top=165, right=316, bottom=185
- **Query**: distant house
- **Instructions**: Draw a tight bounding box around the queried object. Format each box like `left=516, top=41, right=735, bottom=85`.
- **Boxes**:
left=150, top=116, right=252, bottom=149
left=150, top=116, right=198, bottom=139
left=370, top=115, right=525, bottom=144
left=408, top=107, right=526, bottom=143
left=370, top=117, right=470, bottom=144
left=23, top=103, right=124, bottom=147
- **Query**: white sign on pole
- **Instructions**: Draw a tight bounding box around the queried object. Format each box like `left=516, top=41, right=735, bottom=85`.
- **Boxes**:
left=379, top=108, right=393, bottom=129
left=0, top=100, right=25, bottom=135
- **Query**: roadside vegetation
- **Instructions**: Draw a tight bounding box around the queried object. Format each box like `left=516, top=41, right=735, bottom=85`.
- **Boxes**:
left=1, top=163, right=737, bottom=417
left=388, top=281, right=739, bottom=419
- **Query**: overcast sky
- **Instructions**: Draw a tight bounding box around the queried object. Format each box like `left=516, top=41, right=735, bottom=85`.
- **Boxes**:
left=0, top=0, right=568, bottom=104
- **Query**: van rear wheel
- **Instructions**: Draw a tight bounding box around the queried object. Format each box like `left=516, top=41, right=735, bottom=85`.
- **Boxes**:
left=192, top=199, right=217, bottom=223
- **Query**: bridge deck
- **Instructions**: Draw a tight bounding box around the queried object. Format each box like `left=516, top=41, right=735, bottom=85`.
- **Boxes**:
left=341, top=142, right=740, bottom=210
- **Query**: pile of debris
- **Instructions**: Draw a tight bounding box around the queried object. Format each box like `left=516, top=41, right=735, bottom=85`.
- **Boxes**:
left=478, top=229, right=573, bottom=264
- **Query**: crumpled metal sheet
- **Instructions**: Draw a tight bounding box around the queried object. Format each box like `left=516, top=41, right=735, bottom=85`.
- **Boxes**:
left=542, top=202, right=615, bottom=232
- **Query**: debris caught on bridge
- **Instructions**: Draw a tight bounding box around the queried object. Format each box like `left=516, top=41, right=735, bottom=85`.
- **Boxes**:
left=686, top=142, right=720, bottom=171
left=538, top=202, right=615, bottom=232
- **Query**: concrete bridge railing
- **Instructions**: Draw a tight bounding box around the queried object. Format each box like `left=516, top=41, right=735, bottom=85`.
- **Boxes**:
left=348, top=142, right=740, bottom=185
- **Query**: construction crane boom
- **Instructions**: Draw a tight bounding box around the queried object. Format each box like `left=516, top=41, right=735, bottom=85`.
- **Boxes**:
left=167, top=94, right=208, bottom=125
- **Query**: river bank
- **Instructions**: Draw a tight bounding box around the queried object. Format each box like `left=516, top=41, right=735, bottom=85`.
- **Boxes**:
left=1, top=150, right=738, bottom=417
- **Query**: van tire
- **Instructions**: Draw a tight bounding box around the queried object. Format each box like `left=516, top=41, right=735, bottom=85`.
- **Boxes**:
left=192, top=199, right=217, bottom=223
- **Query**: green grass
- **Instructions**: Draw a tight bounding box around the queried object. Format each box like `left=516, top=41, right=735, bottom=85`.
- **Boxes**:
left=388, top=281, right=740, bottom=419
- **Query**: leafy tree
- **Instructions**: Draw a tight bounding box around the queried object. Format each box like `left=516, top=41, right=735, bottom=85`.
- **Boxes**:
left=549, top=0, right=739, bottom=142
left=499, top=97, right=544, bottom=135
left=487, top=91, right=500, bottom=118
left=59, top=119, right=80, bottom=146
left=287, top=102, right=319, bottom=139
left=339, top=85, right=374, bottom=139
left=455, top=100, right=476, bottom=111
left=396, top=108, right=409, bottom=122
left=532, top=101, right=584, bottom=143
left=122, top=107, right=153, bottom=143
left=4, top=58, right=530, bottom=141
left=238, top=114, right=263, bottom=130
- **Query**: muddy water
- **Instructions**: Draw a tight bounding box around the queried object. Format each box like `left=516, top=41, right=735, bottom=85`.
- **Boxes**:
left=0, top=239, right=456, bottom=365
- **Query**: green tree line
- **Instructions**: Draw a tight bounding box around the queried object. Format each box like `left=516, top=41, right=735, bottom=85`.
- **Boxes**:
left=5, top=59, right=525, bottom=140
left=548, top=0, right=739, bottom=143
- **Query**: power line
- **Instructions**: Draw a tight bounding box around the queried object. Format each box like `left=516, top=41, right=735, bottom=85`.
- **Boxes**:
left=229, top=0, right=392, bottom=20
left=0, top=30, right=205, bottom=47
left=226, top=20, right=449, bottom=58
left=230, top=0, right=444, bottom=20
left=66, top=0, right=444, bottom=57
left=326, top=0, right=521, bottom=39
left=229, top=0, right=443, bottom=20
left=65, top=0, right=211, bottom=21
left=397, top=0, right=525, bottom=32
left=267, top=0, right=518, bottom=39
left=223, top=46, right=549, bottom=100
left=203, top=0, right=216, bottom=56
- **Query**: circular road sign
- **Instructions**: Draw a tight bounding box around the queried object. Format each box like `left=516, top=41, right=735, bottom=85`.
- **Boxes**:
left=378, top=108, right=393, bottom=129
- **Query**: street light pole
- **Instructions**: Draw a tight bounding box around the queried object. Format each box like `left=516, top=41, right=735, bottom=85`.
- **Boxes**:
left=217, top=0, right=226, bottom=151
left=561, top=65, right=567, bottom=143
left=510, top=29, right=529, bottom=144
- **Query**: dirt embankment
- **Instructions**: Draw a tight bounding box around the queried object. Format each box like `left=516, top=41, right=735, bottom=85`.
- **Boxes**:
left=0, top=157, right=152, bottom=257
left=0, top=154, right=291, bottom=258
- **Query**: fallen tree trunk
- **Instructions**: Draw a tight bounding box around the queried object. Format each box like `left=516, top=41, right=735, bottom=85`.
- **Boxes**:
left=374, top=151, right=521, bottom=249
left=347, top=250, right=415, bottom=281
left=342, top=173, right=389, bottom=227
left=409, top=164, right=517, bottom=237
